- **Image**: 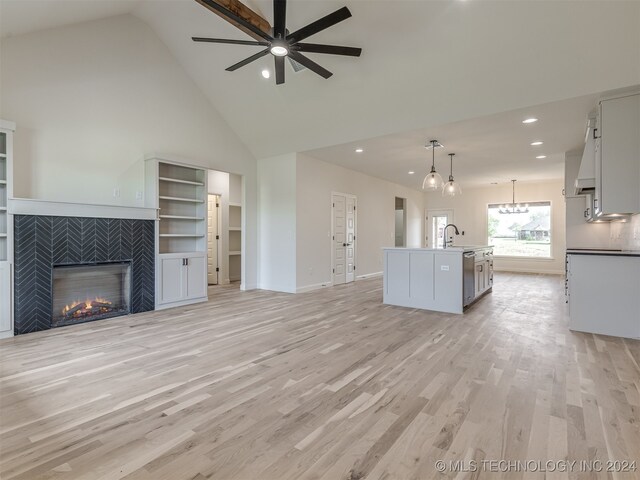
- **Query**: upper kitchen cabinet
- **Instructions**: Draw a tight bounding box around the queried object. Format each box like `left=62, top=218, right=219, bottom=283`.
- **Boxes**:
left=594, top=92, right=640, bottom=218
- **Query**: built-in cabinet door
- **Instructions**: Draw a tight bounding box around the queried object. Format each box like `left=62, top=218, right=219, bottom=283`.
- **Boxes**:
left=0, top=262, right=11, bottom=334
left=475, top=263, right=485, bottom=296
left=159, top=257, right=184, bottom=304
left=186, top=256, right=207, bottom=299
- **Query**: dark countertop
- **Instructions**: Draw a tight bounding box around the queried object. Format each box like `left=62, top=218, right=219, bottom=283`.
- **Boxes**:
left=566, top=249, right=640, bottom=257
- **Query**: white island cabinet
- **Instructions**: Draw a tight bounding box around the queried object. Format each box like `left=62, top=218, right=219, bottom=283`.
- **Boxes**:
left=383, top=246, right=493, bottom=314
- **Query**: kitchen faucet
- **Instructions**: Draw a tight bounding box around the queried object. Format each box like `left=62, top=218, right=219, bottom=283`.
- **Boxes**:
left=443, top=224, right=460, bottom=249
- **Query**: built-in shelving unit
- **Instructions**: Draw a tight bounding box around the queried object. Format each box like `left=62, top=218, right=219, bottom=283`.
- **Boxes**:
left=228, top=175, right=242, bottom=282
left=146, top=158, right=209, bottom=310
left=0, top=119, right=15, bottom=338
left=154, top=163, right=207, bottom=255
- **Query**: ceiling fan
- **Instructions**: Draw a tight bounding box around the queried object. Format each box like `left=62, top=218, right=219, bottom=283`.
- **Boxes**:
left=192, top=0, right=362, bottom=85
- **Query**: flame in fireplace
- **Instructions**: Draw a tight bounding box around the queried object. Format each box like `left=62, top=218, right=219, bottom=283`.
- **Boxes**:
left=62, top=297, right=113, bottom=317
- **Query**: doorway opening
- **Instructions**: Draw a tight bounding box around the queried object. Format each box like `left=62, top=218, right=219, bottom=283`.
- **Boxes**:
left=331, top=192, right=357, bottom=285
left=426, top=209, right=454, bottom=248
left=395, top=197, right=406, bottom=247
left=207, top=171, right=243, bottom=290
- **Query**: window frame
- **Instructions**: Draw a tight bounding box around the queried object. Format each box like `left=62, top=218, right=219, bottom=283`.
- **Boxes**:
left=486, top=200, right=555, bottom=261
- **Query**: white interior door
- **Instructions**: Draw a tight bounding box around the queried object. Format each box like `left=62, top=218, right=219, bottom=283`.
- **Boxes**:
left=207, top=195, right=219, bottom=285
left=426, top=209, right=453, bottom=248
left=332, top=193, right=357, bottom=285
left=345, top=196, right=356, bottom=283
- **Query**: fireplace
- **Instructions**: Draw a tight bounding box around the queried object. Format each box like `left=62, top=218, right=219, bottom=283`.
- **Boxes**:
left=52, top=262, right=132, bottom=327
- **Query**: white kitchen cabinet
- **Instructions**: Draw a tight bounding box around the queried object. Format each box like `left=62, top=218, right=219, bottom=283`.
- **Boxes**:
left=594, top=93, right=640, bottom=217
left=157, top=253, right=207, bottom=309
left=567, top=253, right=640, bottom=339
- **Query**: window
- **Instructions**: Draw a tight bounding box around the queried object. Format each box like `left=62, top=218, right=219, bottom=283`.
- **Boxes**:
left=487, top=202, right=551, bottom=258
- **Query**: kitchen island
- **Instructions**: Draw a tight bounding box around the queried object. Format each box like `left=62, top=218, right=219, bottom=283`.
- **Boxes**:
left=383, top=246, right=493, bottom=314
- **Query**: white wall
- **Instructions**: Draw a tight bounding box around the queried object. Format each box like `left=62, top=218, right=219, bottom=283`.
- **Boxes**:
left=0, top=14, right=258, bottom=289
left=425, top=180, right=566, bottom=274
left=257, top=154, right=297, bottom=293
left=296, top=153, right=424, bottom=291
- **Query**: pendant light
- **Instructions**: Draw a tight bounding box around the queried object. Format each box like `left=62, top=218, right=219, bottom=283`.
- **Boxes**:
left=422, top=140, right=444, bottom=191
left=443, top=153, right=462, bottom=197
left=499, top=180, right=529, bottom=214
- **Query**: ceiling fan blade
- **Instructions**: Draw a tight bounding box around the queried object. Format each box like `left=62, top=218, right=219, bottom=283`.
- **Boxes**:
left=275, top=55, right=285, bottom=85
left=295, top=43, right=362, bottom=57
left=192, top=37, right=269, bottom=46
left=226, top=49, right=270, bottom=71
left=195, top=0, right=273, bottom=42
left=288, top=50, right=332, bottom=79
left=273, top=0, right=287, bottom=39
left=287, top=6, right=352, bottom=43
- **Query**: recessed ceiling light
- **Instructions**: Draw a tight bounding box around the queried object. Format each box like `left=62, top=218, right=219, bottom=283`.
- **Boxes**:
left=408, top=171, right=415, bottom=175
left=261, top=69, right=270, bottom=79
left=536, top=155, right=547, bottom=159
left=355, top=148, right=364, bottom=153
left=530, top=141, right=543, bottom=146
left=522, top=118, right=538, bottom=124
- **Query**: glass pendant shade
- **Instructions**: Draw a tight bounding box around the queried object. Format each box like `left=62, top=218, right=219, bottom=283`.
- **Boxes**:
left=422, top=139, right=444, bottom=191
left=422, top=167, right=444, bottom=191
left=443, top=178, right=462, bottom=197
left=442, top=153, right=462, bottom=197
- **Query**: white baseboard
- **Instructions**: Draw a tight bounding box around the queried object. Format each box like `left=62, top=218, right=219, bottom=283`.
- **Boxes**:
left=0, top=330, right=14, bottom=340
left=256, top=284, right=297, bottom=294
left=296, top=282, right=333, bottom=293
left=155, top=296, right=208, bottom=310
left=240, top=283, right=257, bottom=291
left=356, top=271, right=383, bottom=280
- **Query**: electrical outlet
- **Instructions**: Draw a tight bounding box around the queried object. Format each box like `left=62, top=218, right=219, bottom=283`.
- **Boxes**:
left=113, top=188, right=120, bottom=198
left=135, top=191, right=143, bottom=200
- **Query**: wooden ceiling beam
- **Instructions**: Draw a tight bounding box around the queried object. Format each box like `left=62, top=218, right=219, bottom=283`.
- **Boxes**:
left=195, top=0, right=272, bottom=41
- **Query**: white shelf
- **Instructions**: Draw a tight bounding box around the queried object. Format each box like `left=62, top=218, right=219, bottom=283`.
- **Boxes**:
left=159, top=234, right=205, bottom=238
left=0, top=154, right=5, bottom=159
left=229, top=251, right=241, bottom=256
left=229, top=227, right=241, bottom=231
left=159, top=176, right=204, bottom=186
left=160, top=215, right=204, bottom=221
left=159, top=195, right=204, bottom=204
left=0, top=180, right=6, bottom=185
left=229, top=202, right=242, bottom=208
left=0, top=234, right=6, bottom=238
left=0, top=207, right=6, bottom=211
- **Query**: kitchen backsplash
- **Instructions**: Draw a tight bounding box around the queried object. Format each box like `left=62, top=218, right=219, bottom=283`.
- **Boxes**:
left=610, top=214, right=640, bottom=250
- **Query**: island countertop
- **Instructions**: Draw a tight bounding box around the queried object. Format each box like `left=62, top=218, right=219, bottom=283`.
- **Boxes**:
left=383, top=245, right=493, bottom=252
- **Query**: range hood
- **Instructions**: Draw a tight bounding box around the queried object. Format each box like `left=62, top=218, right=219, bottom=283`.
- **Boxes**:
left=574, top=115, right=596, bottom=195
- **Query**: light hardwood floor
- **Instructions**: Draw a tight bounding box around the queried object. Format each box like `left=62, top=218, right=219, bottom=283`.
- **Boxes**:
left=1, top=273, right=639, bottom=480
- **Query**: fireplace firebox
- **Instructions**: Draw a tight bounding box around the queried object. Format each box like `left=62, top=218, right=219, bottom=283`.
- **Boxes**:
left=52, top=262, right=132, bottom=327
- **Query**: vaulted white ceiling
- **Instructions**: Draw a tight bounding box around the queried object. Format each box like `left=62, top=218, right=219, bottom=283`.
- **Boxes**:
left=2, top=0, right=639, bottom=187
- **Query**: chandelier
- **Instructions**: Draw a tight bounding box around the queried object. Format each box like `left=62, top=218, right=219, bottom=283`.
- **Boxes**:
left=499, top=180, right=529, bottom=214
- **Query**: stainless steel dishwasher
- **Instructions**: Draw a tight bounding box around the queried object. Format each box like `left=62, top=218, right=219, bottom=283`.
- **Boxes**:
left=463, top=251, right=476, bottom=307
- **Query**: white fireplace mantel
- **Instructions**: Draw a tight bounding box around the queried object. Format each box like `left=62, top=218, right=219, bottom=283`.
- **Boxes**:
left=8, top=198, right=158, bottom=220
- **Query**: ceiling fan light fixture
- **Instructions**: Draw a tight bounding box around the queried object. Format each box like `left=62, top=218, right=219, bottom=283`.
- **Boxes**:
left=270, top=44, right=289, bottom=56
left=261, top=69, right=271, bottom=79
